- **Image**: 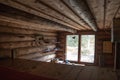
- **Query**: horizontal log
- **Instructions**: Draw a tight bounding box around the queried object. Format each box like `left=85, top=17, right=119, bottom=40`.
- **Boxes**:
left=15, top=47, right=44, bottom=57
left=0, top=49, right=11, bottom=58
left=46, top=45, right=56, bottom=50
left=34, top=54, right=56, bottom=62
left=44, top=36, right=57, bottom=40
left=0, top=25, right=57, bottom=36
left=98, top=36, right=111, bottom=39
left=40, top=0, right=90, bottom=29
left=0, top=34, right=34, bottom=42
left=32, top=51, right=56, bottom=61
left=18, top=52, right=44, bottom=59
left=18, top=51, right=56, bottom=60
left=0, top=0, right=80, bottom=30
left=14, top=0, right=83, bottom=30
left=0, top=15, right=75, bottom=33
left=0, top=3, right=76, bottom=33
left=63, top=0, right=98, bottom=31
left=0, top=41, right=35, bottom=49
left=0, top=34, right=57, bottom=42
left=15, top=44, right=56, bottom=57
left=0, top=41, right=56, bottom=49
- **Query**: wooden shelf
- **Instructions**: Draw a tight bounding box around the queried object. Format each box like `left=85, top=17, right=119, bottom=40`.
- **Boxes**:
left=56, top=49, right=63, bottom=52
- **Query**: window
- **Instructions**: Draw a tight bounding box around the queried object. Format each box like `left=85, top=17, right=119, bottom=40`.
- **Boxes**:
left=80, top=35, right=95, bottom=63
left=66, top=35, right=79, bottom=61
left=66, top=34, right=95, bottom=64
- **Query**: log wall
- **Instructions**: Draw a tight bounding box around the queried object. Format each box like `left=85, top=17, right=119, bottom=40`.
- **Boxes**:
left=96, top=30, right=114, bottom=67
left=56, top=30, right=114, bottom=67
left=0, top=25, right=57, bottom=62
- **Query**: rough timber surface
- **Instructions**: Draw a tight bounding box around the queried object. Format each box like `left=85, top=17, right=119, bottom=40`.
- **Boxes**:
left=0, top=59, right=117, bottom=80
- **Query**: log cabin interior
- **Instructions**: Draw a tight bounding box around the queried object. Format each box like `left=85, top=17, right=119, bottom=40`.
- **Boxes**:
left=0, top=0, right=120, bottom=80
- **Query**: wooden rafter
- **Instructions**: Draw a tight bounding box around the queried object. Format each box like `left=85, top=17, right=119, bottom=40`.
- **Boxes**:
left=0, top=3, right=76, bottom=33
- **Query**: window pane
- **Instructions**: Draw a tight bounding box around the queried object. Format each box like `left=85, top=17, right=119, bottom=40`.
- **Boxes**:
left=66, top=35, right=78, bottom=61
left=80, top=35, right=95, bottom=63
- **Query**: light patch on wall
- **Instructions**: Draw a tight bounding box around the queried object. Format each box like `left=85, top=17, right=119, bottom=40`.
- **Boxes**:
left=103, top=41, right=112, bottom=53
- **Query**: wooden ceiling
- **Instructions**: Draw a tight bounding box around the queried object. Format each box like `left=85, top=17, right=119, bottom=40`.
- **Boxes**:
left=0, top=0, right=120, bottom=33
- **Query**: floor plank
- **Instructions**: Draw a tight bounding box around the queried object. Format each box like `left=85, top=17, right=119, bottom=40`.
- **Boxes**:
left=0, top=59, right=118, bottom=80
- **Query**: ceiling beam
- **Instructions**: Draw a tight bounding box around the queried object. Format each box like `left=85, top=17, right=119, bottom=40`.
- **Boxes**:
left=11, top=0, right=84, bottom=30
left=63, top=0, right=98, bottom=31
left=39, top=0, right=91, bottom=30
left=0, top=0, right=80, bottom=30
left=105, top=0, right=120, bottom=29
left=0, top=3, right=76, bottom=33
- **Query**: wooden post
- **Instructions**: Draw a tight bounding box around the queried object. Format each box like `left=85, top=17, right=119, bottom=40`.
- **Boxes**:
left=114, top=42, right=117, bottom=71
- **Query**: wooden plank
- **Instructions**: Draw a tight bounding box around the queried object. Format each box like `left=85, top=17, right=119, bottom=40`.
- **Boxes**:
left=18, top=53, right=43, bottom=59
left=0, top=0, right=78, bottom=30
left=105, top=0, right=120, bottom=28
left=98, top=68, right=117, bottom=80
left=15, top=47, right=44, bottom=57
left=12, top=0, right=84, bottom=30
left=86, top=0, right=104, bottom=29
left=0, top=34, right=34, bottom=42
left=0, top=0, right=78, bottom=29
left=32, top=52, right=56, bottom=61
left=0, top=34, right=57, bottom=43
left=0, top=49, right=11, bottom=58
left=0, top=59, right=118, bottom=80
left=77, top=66, right=95, bottom=80
left=0, top=25, right=57, bottom=36
left=0, top=41, right=35, bottom=49
left=19, top=51, right=56, bottom=60
left=0, top=15, right=75, bottom=33
left=63, top=0, right=98, bottom=31
left=40, top=0, right=90, bottom=30
left=0, top=3, right=76, bottom=33
left=63, top=66, right=84, bottom=80
left=90, top=67, right=98, bottom=80
left=44, top=36, right=57, bottom=40
left=56, top=65, right=74, bottom=80
left=113, top=18, right=120, bottom=42
left=15, top=45, right=56, bottom=57
left=116, top=8, right=120, bottom=18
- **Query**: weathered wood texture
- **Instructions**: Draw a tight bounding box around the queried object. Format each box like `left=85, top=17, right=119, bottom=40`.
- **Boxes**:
left=86, top=0, right=120, bottom=29
left=0, top=59, right=117, bottom=80
left=32, top=51, right=56, bottom=61
left=0, top=32, right=57, bottom=61
left=56, top=30, right=114, bottom=67
left=14, top=45, right=56, bottom=57
left=112, top=18, right=120, bottom=42
left=116, top=43, right=120, bottom=69
left=96, top=30, right=114, bottom=67
left=0, top=25, right=57, bottom=36
left=0, top=3, right=76, bottom=33
left=0, top=1, right=81, bottom=30
left=0, top=0, right=76, bottom=30
left=0, top=0, right=120, bottom=31
left=56, top=32, right=66, bottom=60
left=40, top=0, right=90, bottom=30
left=63, top=0, right=98, bottom=31
left=13, top=0, right=83, bottom=30
left=0, top=16, right=57, bottom=62
left=0, top=29, right=57, bottom=61
left=0, top=49, right=11, bottom=58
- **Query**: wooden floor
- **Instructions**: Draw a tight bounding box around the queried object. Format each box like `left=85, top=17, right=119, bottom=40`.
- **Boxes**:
left=0, top=59, right=118, bottom=80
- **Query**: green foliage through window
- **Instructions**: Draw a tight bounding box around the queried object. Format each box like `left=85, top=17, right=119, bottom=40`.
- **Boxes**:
left=67, top=35, right=79, bottom=47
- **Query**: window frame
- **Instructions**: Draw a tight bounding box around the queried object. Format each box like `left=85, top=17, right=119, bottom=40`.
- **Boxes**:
left=65, top=32, right=96, bottom=65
